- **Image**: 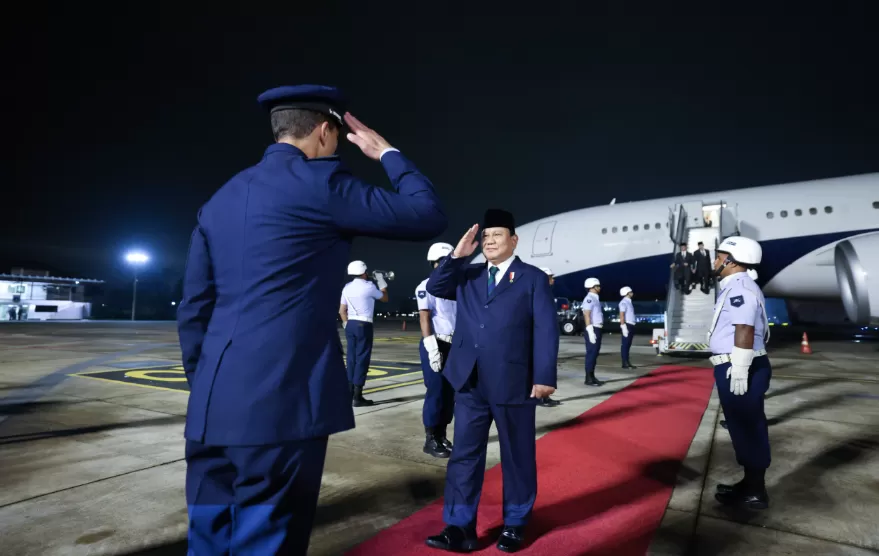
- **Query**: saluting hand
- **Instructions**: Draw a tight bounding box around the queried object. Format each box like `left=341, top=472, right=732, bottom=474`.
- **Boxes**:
left=344, top=112, right=394, bottom=160
left=453, top=224, right=480, bottom=259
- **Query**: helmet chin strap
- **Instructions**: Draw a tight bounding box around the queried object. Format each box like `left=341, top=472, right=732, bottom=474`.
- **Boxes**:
left=714, top=257, right=734, bottom=278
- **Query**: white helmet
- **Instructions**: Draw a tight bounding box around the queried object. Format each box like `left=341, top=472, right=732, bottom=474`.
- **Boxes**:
left=427, top=242, right=454, bottom=262
left=620, top=286, right=633, bottom=297
left=746, top=269, right=759, bottom=281
left=717, top=236, right=762, bottom=265
left=347, top=260, right=367, bottom=275
left=584, top=277, right=601, bottom=289
left=540, top=267, right=553, bottom=276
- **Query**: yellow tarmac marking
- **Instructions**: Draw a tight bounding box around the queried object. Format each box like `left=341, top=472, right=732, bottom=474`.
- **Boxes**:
left=70, top=373, right=186, bottom=393
left=363, top=379, right=424, bottom=394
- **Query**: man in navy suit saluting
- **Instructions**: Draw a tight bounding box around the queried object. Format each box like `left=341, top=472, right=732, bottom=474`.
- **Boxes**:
left=425, top=209, right=559, bottom=553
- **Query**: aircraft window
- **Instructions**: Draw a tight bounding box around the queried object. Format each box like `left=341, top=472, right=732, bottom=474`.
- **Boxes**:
left=612, top=226, right=618, bottom=233
left=656, top=222, right=661, bottom=229
left=766, top=212, right=774, bottom=219
left=794, top=209, right=802, bottom=216
left=633, top=225, right=639, bottom=231
left=780, top=210, right=788, bottom=218
left=874, top=201, right=879, bottom=209
left=644, top=223, right=650, bottom=229
left=824, top=206, right=833, bottom=214
left=602, top=228, right=607, bottom=234
left=622, top=226, right=628, bottom=232
left=809, top=207, right=817, bottom=215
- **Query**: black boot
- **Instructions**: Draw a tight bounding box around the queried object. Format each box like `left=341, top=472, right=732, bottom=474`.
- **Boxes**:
left=437, top=424, right=453, bottom=450
left=715, top=467, right=769, bottom=510
left=584, top=370, right=604, bottom=387
left=352, top=385, right=374, bottom=407
left=423, top=427, right=451, bottom=458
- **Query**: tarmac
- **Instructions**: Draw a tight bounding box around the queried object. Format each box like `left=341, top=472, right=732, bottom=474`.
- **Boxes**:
left=0, top=320, right=877, bottom=555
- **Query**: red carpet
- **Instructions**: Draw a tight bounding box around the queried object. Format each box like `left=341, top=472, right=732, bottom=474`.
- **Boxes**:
left=346, top=365, right=715, bottom=555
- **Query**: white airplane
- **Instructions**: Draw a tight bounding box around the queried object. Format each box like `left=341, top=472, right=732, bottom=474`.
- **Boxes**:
left=473, top=173, right=879, bottom=349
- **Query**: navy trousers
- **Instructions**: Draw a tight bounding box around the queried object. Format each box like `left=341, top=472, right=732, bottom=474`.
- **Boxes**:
left=584, top=326, right=603, bottom=372
left=185, top=437, right=328, bottom=555
left=419, top=338, right=455, bottom=428
left=345, top=320, right=374, bottom=386
left=714, top=355, right=772, bottom=470
left=443, top=371, right=537, bottom=529
left=620, top=323, right=634, bottom=365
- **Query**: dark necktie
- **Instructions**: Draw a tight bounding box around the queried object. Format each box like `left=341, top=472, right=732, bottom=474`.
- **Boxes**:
left=487, top=266, right=499, bottom=297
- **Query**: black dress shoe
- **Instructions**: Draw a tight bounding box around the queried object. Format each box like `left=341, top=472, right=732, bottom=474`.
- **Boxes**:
left=715, top=488, right=769, bottom=510
left=496, top=526, right=525, bottom=553
left=425, top=525, right=479, bottom=552
left=622, top=363, right=638, bottom=369
left=716, top=479, right=745, bottom=494
left=538, top=397, right=560, bottom=407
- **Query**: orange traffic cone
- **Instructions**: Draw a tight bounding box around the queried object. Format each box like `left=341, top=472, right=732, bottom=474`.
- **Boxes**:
left=800, top=332, right=812, bottom=354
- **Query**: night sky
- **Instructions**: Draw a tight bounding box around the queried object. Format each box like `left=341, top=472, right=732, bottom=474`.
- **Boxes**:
left=5, top=8, right=878, bottom=308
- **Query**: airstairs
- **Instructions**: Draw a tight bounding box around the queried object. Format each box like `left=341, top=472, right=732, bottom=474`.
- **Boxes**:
left=657, top=200, right=737, bottom=355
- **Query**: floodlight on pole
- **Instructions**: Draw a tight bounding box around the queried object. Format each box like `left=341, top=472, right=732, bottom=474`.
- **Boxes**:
left=125, top=251, right=149, bottom=321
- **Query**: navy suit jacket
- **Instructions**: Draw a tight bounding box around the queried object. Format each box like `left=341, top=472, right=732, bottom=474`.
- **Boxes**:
left=426, top=255, right=559, bottom=405
left=177, top=144, right=447, bottom=446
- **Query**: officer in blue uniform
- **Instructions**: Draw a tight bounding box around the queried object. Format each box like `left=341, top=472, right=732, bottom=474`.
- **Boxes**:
left=424, top=209, right=559, bottom=553
left=177, top=85, right=447, bottom=555
left=707, top=236, right=771, bottom=510
left=582, top=277, right=605, bottom=386
left=340, top=260, right=389, bottom=407
left=618, top=286, right=637, bottom=369
left=416, top=242, right=457, bottom=458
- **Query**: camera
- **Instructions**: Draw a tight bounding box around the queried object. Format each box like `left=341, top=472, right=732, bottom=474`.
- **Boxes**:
left=371, top=270, right=395, bottom=281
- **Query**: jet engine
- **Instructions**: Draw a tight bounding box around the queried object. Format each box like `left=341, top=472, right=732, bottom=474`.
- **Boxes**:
left=835, top=233, right=879, bottom=325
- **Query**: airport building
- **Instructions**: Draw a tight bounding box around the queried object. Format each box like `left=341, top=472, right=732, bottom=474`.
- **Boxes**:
left=0, top=268, right=104, bottom=321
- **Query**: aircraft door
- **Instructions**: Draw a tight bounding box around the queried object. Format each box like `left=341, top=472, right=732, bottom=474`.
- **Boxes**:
left=532, top=221, right=557, bottom=257
left=721, top=204, right=739, bottom=238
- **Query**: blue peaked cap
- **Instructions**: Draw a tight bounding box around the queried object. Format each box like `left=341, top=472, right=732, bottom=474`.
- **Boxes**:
left=256, top=85, right=347, bottom=126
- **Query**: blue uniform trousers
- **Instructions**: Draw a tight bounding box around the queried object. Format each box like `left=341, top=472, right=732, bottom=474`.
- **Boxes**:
left=419, top=338, right=455, bottom=428
left=443, top=371, right=537, bottom=529
left=713, top=355, right=772, bottom=470
left=620, top=323, right=634, bottom=365
left=345, top=321, right=374, bottom=386
left=584, top=326, right=603, bottom=372
left=185, top=437, right=328, bottom=555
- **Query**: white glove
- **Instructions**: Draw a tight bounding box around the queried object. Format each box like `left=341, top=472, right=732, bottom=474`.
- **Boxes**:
left=342, top=321, right=347, bottom=329
left=586, top=324, right=597, bottom=344
left=375, top=273, right=388, bottom=291
left=422, top=335, right=443, bottom=372
left=728, top=346, right=754, bottom=396
left=621, top=324, right=629, bottom=338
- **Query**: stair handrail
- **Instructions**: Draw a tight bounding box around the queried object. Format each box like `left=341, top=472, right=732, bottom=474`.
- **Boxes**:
left=664, top=204, right=686, bottom=341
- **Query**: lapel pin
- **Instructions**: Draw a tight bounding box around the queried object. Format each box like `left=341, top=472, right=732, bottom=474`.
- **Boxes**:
left=509, top=272, right=515, bottom=283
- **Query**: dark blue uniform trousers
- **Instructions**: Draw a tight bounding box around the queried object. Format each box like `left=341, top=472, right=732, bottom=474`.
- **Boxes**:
left=185, top=437, right=328, bottom=555
left=714, top=355, right=773, bottom=470
left=345, top=320, right=374, bottom=386
left=584, top=326, right=603, bottom=372
left=419, top=338, right=455, bottom=428
left=620, top=323, right=634, bottom=365
left=443, top=372, right=537, bottom=529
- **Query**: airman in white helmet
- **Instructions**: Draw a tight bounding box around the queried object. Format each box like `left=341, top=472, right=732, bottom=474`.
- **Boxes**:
left=582, top=277, right=605, bottom=386
left=618, top=286, right=637, bottom=369
left=708, top=236, right=772, bottom=510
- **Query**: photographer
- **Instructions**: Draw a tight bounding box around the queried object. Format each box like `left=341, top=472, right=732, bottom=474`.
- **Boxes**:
left=340, top=261, right=389, bottom=406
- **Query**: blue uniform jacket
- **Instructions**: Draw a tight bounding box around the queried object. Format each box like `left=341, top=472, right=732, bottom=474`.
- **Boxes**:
left=426, top=255, right=559, bottom=405
left=177, top=143, right=447, bottom=446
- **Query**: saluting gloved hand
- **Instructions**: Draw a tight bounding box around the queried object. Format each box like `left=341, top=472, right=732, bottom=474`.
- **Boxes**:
left=728, top=346, right=753, bottom=396
left=422, top=335, right=443, bottom=372
left=374, top=273, right=388, bottom=291
left=586, top=324, right=597, bottom=344
left=621, top=324, right=629, bottom=338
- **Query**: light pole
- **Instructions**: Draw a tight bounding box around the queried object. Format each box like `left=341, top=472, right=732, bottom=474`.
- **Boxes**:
left=125, top=251, right=149, bottom=321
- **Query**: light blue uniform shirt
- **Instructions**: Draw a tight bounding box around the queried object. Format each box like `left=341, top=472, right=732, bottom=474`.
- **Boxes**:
left=709, top=272, right=769, bottom=354
left=583, top=291, right=603, bottom=327
left=619, top=297, right=636, bottom=325
left=340, top=278, right=383, bottom=323
left=415, top=278, right=457, bottom=336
